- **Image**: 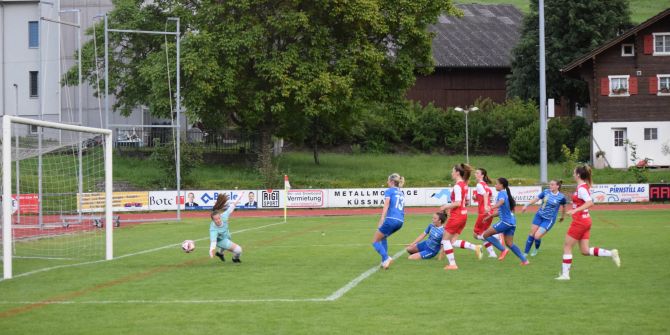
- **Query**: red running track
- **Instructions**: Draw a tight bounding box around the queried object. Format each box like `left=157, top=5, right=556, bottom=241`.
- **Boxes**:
left=8, top=203, right=669, bottom=239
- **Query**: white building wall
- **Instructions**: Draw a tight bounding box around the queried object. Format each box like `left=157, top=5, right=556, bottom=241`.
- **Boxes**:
left=593, top=121, right=670, bottom=168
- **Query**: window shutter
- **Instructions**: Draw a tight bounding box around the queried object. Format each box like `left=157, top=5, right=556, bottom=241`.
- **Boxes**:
left=649, top=77, right=658, bottom=94
left=629, top=77, right=638, bottom=95
left=600, top=78, right=610, bottom=96
left=644, top=35, right=653, bottom=54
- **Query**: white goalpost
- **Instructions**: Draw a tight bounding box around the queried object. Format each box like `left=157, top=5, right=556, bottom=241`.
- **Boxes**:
left=1, top=116, right=113, bottom=280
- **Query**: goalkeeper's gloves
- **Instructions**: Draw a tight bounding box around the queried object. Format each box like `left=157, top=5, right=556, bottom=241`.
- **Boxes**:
left=209, top=241, right=217, bottom=258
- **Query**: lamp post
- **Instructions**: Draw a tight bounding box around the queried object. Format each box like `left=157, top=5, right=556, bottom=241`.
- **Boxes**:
left=454, top=106, right=479, bottom=164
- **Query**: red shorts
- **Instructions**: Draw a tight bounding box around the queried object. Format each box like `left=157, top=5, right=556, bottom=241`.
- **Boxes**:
left=446, top=214, right=467, bottom=235
left=567, top=219, right=592, bottom=240
left=474, top=211, right=494, bottom=235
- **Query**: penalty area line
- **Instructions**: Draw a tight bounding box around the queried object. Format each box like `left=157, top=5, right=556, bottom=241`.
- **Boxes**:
left=324, top=249, right=406, bottom=301
left=0, top=248, right=405, bottom=305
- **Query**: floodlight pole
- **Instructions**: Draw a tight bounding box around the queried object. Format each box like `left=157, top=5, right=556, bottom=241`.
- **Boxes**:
left=539, top=0, right=548, bottom=183
left=104, top=15, right=182, bottom=219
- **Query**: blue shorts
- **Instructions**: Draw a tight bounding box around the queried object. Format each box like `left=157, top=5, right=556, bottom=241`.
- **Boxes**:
left=532, top=214, right=556, bottom=232
left=378, top=218, right=403, bottom=237
left=493, top=221, right=516, bottom=236
left=416, top=241, right=440, bottom=259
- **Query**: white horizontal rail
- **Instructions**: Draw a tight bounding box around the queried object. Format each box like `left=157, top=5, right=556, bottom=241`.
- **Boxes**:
left=4, top=116, right=111, bottom=135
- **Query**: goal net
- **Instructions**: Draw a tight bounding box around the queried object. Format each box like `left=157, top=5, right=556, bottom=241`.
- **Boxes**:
left=1, top=116, right=113, bottom=280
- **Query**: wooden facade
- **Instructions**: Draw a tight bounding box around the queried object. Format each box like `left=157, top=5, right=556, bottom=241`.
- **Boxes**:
left=564, top=11, right=670, bottom=123
left=562, top=8, right=670, bottom=168
left=406, top=68, right=509, bottom=109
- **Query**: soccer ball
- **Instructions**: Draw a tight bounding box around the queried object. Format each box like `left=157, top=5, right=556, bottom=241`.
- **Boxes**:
left=181, top=240, right=195, bottom=253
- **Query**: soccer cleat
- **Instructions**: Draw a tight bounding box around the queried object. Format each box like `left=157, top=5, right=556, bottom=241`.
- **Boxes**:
left=555, top=273, right=570, bottom=281
left=215, top=251, right=225, bottom=262
left=382, top=257, right=393, bottom=270
left=475, top=245, right=483, bottom=260
left=530, top=248, right=539, bottom=257
left=444, top=264, right=459, bottom=271
left=488, top=254, right=498, bottom=258
left=611, top=249, right=621, bottom=267
left=498, top=249, right=509, bottom=261
left=520, top=260, right=530, bottom=266
left=232, top=256, right=241, bottom=263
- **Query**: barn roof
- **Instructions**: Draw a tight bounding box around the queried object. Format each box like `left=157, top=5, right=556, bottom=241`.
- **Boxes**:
left=430, top=4, right=524, bottom=68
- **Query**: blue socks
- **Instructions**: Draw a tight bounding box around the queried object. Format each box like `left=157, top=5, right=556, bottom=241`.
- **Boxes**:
left=485, top=236, right=505, bottom=251
left=381, top=238, right=388, bottom=253
left=534, top=238, right=542, bottom=250
left=372, top=241, right=388, bottom=262
left=509, top=244, right=527, bottom=261
left=525, top=235, right=535, bottom=254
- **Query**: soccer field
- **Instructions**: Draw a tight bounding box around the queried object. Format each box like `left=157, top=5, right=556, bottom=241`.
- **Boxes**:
left=0, top=209, right=668, bottom=334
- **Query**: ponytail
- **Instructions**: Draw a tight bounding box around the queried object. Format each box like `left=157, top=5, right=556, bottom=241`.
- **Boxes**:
left=498, top=177, right=516, bottom=212
left=575, top=165, right=592, bottom=186
left=388, top=173, right=405, bottom=187
left=478, top=168, right=492, bottom=184
left=453, top=163, right=474, bottom=182
left=551, top=179, right=563, bottom=191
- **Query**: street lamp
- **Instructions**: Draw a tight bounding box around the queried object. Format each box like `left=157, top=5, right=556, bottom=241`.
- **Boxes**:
left=454, top=106, right=479, bottom=164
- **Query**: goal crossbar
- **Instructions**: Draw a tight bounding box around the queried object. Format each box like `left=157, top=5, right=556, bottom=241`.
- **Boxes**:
left=2, top=116, right=114, bottom=280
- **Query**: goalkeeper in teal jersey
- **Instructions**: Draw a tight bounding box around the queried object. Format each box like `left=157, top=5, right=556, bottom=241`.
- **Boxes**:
left=209, top=192, right=243, bottom=263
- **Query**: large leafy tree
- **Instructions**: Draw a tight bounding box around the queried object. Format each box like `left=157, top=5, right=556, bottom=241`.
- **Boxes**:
left=67, top=0, right=458, bottom=166
left=507, top=0, right=631, bottom=107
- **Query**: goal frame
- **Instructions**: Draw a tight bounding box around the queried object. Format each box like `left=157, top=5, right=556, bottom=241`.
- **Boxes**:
left=1, top=115, right=113, bottom=279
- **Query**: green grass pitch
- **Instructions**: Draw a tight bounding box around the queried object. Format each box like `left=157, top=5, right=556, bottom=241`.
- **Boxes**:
left=0, top=209, right=668, bottom=334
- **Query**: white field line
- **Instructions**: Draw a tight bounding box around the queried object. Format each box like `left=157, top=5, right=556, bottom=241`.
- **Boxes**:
left=324, top=249, right=406, bottom=301
left=0, top=248, right=408, bottom=305
left=0, top=221, right=287, bottom=282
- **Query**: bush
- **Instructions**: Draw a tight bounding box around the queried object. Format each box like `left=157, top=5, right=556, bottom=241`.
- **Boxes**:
left=561, top=144, right=580, bottom=177
left=576, top=136, right=591, bottom=162
left=509, top=121, right=539, bottom=165
left=150, top=140, right=203, bottom=188
left=547, top=118, right=571, bottom=161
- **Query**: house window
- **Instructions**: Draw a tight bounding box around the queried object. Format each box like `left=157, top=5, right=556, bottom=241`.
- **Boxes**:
left=29, top=71, right=39, bottom=97
left=621, top=43, right=634, bottom=56
left=28, top=125, right=38, bottom=135
left=609, top=75, right=629, bottom=96
left=29, top=21, right=39, bottom=48
left=658, top=75, right=670, bottom=95
left=654, top=33, right=670, bottom=55
left=644, top=128, right=658, bottom=141
left=614, top=130, right=625, bottom=147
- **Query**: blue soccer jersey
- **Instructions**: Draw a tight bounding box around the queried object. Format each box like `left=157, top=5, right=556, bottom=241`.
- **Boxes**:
left=423, top=223, right=444, bottom=251
left=536, top=189, right=567, bottom=220
left=384, top=187, right=405, bottom=222
left=497, top=191, right=516, bottom=225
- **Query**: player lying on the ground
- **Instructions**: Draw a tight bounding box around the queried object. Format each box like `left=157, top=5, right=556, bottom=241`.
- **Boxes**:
left=406, top=211, right=447, bottom=260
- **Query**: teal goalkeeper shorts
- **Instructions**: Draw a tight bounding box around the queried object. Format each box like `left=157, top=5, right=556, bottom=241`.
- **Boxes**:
left=217, top=235, right=233, bottom=250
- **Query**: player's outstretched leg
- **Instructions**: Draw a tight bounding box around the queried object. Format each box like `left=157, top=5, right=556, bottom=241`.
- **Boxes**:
left=231, top=243, right=243, bottom=263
